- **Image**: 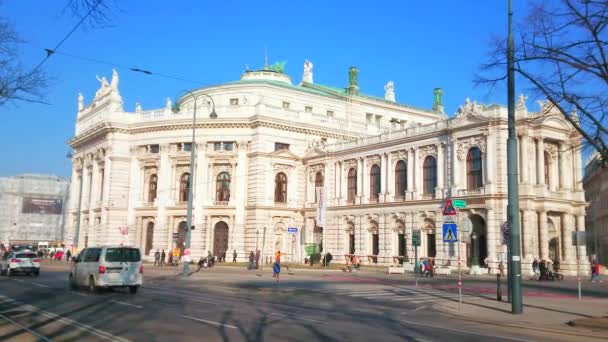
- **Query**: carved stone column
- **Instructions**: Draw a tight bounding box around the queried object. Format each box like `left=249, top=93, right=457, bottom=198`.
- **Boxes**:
left=536, top=138, right=545, bottom=185
left=539, top=211, right=548, bottom=259
left=414, top=148, right=420, bottom=198
left=559, top=142, right=568, bottom=189
left=380, top=153, right=387, bottom=202
left=436, top=143, right=444, bottom=198
left=406, top=149, right=414, bottom=197
left=520, top=135, right=529, bottom=183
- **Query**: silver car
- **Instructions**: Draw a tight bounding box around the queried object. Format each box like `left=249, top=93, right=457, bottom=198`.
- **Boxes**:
left=69, top=246, right=143, bottom=294
left=1, top=250, right=41, bottom=276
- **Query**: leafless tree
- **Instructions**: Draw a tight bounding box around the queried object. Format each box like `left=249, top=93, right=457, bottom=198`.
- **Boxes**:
left=0, top=20, right=47, bottom=106
left=478, top=0, right=608, bottom=164
left=0, top=1, right=118, bottom=107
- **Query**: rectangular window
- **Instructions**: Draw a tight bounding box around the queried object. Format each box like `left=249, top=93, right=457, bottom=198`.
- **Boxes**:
left=305, top=106, right=313, bottom=113
left=149, top=144, right=160, bottom=153
left=327, top=110, right=334, bottom=117
left=223, top=142, right=234, bottom=151
left=230, top=98, right=239, bottom=106
left=375, top=115, right=382, bottom=128
left=214, top=142, right=222, bottom=151
left=275, top=142, right=290, bottom=151
left=366, top=113, right=373, bottom=125
left=282, top=102, right=290, bottom=110
left=183, top=143, right=192, bottom=152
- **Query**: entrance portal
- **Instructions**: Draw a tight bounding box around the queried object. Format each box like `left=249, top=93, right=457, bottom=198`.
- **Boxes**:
left=213, top=221, right=229, bottom=258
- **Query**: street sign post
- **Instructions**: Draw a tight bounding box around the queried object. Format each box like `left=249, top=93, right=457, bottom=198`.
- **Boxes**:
left=453, top=199, right=466, bottom=209
left=442, top=199, right=457, bottom=216
left=442, top=223, right=458, bottom=243
left=412, top=229, right=421, bottom=283
left=573, top=231, right=586, bottom=300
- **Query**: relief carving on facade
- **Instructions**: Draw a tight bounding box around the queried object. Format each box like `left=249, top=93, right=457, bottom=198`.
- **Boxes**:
left=545, top=144, right=558, bottom=159
left=273, top=163, right=292, bottom=172
left=419, top=145, right=438, bottom=160
left=212, top=164, right=233, bottom=176
left=457, top=98, right=485, bottom=117
left=367, top=154, right=381, bottom=165
left=342, top=159, right=357, bottom=171
left=74, top=157, right=83, bottom=170
left=456, top=135, right=487, bottom=160
left=390, top=150, right=407, bottom=163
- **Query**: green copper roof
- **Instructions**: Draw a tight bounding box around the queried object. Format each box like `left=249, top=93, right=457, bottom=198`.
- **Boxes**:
left=223, top=78, right=437, bottom=115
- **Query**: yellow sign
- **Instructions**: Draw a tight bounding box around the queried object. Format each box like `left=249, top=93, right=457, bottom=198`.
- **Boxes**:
left=172, top=248, right=180, bottom=257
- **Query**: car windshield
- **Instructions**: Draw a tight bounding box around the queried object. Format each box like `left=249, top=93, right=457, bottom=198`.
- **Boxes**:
left=16, top=253, right=37, bottom=258
left=105, top=248, right=141, bottom=262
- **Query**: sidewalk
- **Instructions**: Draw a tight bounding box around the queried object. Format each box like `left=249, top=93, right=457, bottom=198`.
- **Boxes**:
left=433, top=293, right=608, bottom=339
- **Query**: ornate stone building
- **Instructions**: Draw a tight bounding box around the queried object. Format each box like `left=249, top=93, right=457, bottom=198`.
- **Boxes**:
left=67, top=61, right=588, bottom=275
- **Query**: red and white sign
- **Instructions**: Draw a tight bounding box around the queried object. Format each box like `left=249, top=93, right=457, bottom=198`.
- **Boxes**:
left=442, top=199, right=457, bottom=216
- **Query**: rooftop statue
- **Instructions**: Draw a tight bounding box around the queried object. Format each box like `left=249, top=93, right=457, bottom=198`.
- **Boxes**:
left=78, top=92, right=84, bottom=111
left=302, top=60, right=313, bottom=83
left=268, top=61, right=287, bottom=73
left=433, top=88, right=443, bottom=107
left=348, top=67, right=358, bottom=86
left=94, top=75, right=110, bottom=98
left=111, top=69, right=119, bottom=91
left=384, top=81, right=395, bottom=102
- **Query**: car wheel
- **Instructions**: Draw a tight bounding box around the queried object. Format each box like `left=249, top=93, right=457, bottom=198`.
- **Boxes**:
left=129, top=286, right=138, bottom=294
left=33, top=270, right=39, bottom=277
left=88, top=276, right=98, bottom=293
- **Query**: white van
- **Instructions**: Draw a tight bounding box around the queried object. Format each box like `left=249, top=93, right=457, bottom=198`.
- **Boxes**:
left=69, top=246, right=143, bottom=294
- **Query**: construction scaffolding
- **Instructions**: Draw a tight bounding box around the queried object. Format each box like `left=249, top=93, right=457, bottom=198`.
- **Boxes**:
left=0, top=174, right=70, bottom=249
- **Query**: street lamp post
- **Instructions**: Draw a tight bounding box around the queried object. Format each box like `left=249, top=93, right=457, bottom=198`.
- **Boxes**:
left=175, top=91, right=217, bottom=276
left=256, top=229, right=259, bottom=251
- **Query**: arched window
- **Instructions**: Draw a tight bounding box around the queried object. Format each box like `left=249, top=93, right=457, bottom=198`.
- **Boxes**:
left=347, top=168, right=357, bottom=203
left=370, top=164, right=381, bottom=201
left=216, top=172, right=231, bottom=202
left=314, top=171, right=324, bottom=202
left=544, top=151, right=551, bottom=187
left=179, top=173, right=190, bottom=203
left=148, top=174, right=158, bottom=203
left=274, top=172, right=287, bottom=203
left=466, top=147, right=483, bottom=189
left=395, top=160, right=407, bottom=198
left=423, top=156, right=437, bottom=194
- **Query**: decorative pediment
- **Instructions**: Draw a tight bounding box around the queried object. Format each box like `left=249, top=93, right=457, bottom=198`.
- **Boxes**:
left=456, top=135, right=487, bottom=160
left=367, top=154, right=381, bottom=165
left=268, top=148, right=301, bottom=161
left=532, top=113, right=572, bottom=131
left=342, top=159, right=357, bottom=170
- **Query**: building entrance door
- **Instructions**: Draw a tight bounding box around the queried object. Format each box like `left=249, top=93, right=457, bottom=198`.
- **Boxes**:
left=213, top=221, right=229, bottom=258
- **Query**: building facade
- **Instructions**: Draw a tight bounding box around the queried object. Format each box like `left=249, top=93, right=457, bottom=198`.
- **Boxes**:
left=0, top=174, right=69, bottom=248
left=583, top=154, right=607, bottom=265
left=67, top=62, right=588, bottom=275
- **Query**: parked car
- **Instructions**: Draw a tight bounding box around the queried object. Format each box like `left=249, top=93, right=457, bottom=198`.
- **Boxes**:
left=1, top=250, right=41, bottom=276
left=69, top=246, right=143, bottom=294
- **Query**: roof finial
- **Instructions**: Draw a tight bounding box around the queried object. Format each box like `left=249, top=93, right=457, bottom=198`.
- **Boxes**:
left=264, top=46, right=269, bottom=70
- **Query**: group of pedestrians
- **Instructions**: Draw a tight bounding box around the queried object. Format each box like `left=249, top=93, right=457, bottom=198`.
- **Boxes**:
left=248, top=250, right=262, bottom=270
left=153, top=249, right=167, bottom=266
left=416, top=258, right=434, bottom=277
left=531, top=258, right=563, bottom=281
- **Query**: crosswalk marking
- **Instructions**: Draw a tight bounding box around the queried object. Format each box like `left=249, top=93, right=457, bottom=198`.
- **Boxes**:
left=317, top=286, right=494, bottom=304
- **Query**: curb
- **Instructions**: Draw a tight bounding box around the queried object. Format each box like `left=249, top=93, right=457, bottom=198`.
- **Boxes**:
left=434, top=304, right=607, bottom=339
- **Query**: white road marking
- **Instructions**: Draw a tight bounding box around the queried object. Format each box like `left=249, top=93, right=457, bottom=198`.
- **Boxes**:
left=270, top=312, right=327, bottom=324
left=400, top=319, right=533, bottom=342
left=0, top=294, right=132, bottom=342
left=110, top=300, right=143, bottom=309
left=182, top=315, right=237, bottom=329
left=70, top=291, right=89, bottom=297
left=182, top=296, right=218, bottom=305
left=31, top=282, right=50, bottom=288
left=0, top=312, right=52, bottom=341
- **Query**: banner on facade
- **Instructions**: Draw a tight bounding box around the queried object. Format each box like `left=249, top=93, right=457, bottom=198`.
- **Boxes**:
left=316, top=187, right=326, bottom=227
left=22, top=197, right=63, bottom=215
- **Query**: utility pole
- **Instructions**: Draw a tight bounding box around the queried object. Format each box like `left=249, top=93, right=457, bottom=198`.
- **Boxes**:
left=507, top=0, right=523, bottom=314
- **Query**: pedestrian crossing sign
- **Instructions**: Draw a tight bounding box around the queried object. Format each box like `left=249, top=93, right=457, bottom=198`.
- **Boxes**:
left=442, top=223, right=458, bottom=243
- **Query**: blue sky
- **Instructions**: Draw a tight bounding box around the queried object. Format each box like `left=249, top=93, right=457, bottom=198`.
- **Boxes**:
left=0, top=1, right=525, bottom=178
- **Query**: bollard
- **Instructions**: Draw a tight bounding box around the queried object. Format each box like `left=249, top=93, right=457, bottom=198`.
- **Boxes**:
left=497, top=273, right=502, bottom=301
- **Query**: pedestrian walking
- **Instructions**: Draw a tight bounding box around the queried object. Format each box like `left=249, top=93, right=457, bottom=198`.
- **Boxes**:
left=499, top=261, right=505, bottom=277
left=222, top=250, right=227, bottom=263
left=168, top=253, right=173, bottom=266
left=532, top=258, right=539, bottom=279
left=325, top=252, right=333, bottom=267
left=255, top=249, right=261, bottom=269
left=233, top=249, right=237, bottom=263
left=66, top=250, right=72, bottom=263
left=197, top=257, right=205, bottom=272
left=161, top=249, right=166, bottom=266
left=591, top=262, right=602, bottom=282
left=154, top=249, right=160, bottom=266
left=273, top=250, right=281, bottom=282
left=49, top=251, right=55, bottom=263
left=248, top=251, right=255, bottom=270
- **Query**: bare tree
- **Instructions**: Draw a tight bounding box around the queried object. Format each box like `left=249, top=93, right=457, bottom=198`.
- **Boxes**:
left=0, top=1, right=118, bottom=107
left=478, top=0, right=608, bottom=164
left=0, top=20, right=47, bottom=106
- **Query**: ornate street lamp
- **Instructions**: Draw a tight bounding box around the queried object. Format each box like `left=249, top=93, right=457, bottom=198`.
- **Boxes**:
left=172, top=91, right=217, bottom=275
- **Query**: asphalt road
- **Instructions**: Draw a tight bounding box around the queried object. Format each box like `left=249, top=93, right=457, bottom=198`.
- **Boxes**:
left=0, top=262, right=602, bottom=342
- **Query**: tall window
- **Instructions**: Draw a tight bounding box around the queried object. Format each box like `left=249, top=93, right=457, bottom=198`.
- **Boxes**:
left=423, top=156, right=437, bottom=194
left=466, top=147, right=483, bottom=189
left=274, top=172, right=287, bottom=203
left=314, top=172, right=324, bottom=203
left=179, top=173, right=190, bottom=203
left=148, top=174, right=158, bottom=203
left=370, top=164, right=381, bottom=200
left=544, top=151, right=551, bottom=187
left=347, top=168, right=357, bottom=203
left=395, top=160, right=407, bottom=198
left=216, top=172, right=231, bottom=202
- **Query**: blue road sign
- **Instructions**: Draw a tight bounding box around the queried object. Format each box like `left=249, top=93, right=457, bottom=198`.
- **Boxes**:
left=287, top=227, right=298, bottom=233
left=443, top=223, right=458, bottom=243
